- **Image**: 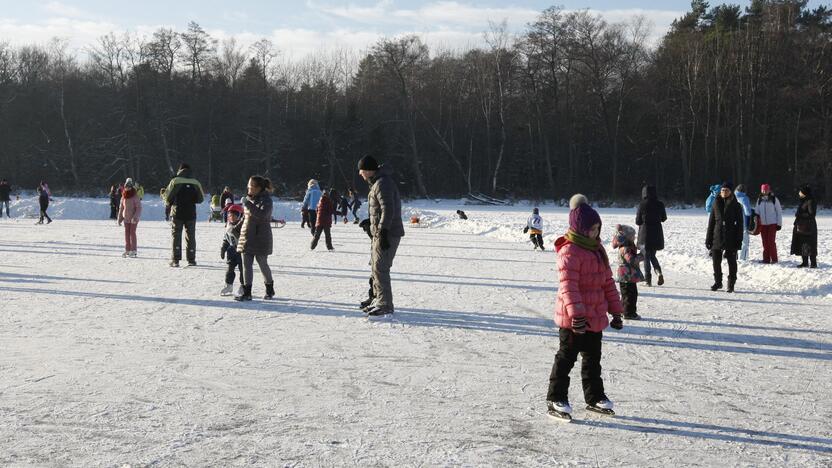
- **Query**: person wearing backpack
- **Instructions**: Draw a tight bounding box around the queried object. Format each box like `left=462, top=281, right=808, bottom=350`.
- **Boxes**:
left=754, top=183, right=783, bottom=263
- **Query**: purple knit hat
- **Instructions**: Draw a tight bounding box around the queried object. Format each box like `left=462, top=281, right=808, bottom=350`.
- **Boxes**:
left=568, top=194, right=602, bottom=236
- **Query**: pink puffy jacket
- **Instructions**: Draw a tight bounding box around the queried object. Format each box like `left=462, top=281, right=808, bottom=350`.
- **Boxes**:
left=118, top=189, right=142, bottom=224
left=554, top=236, right=624, bottom=332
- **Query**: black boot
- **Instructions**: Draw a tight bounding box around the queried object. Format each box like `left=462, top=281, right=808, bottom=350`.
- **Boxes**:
left=710, top=275, right=723, bottom=291
left=726, top=278, right=735, bottom=293
left=798, top=256, right=808, bottom=268
left=235, top=284, right=252, bottom=302
left=810, top=256, right=818, bottom=268
left=657, top=273, right=664, bottom=286
left=264, top=282, right=275, bottom=300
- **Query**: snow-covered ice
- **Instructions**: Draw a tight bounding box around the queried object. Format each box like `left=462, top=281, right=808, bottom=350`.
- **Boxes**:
left=1, top=198, right=831, bottom=466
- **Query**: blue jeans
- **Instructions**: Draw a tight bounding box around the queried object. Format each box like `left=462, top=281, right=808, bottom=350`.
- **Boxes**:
left=740, top=229, right=750, bottom=261
left=0, top=200, right=9, bottom=217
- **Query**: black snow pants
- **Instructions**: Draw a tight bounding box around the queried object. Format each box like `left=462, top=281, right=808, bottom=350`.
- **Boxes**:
left=547, top=329, right=606, bottom=405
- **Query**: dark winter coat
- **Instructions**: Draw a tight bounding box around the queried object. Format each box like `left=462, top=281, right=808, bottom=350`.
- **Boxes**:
left=635, top=185, right=667, bottom=251
left=38, top=190, right=49, bottom=210
left=790, top=196, right=818, bottom=257
left=368, top=165, right=404, bottom=238
left=164, top=168, right=205, bottom=221
left=316, top=194, right=335, bottom=228
left=0, top=182, right=10, bottom=201
left=706, top=195, right=744, bottom=252
left=222, top=220, right=243, bottom=264
left=237, top=191, right=273, bottom=256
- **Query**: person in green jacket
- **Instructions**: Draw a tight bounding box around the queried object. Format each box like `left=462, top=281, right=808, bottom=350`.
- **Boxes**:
left=164, top=162, right=205, bottom=267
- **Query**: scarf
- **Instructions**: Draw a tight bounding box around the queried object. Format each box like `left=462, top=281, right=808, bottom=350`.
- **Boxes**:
left=564, top=229, right=609, bottom=265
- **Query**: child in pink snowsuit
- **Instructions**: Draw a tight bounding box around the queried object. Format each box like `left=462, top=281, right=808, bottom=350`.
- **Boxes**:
left=118, top=178, right=142, bottom=257
left=547, top=194, right=624, bottom=418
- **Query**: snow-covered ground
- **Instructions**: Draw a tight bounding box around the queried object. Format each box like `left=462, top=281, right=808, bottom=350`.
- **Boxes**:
left=1, top=198, right=831, bottom=466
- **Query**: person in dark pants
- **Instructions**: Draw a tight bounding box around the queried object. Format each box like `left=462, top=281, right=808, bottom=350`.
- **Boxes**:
left=349, top=188, right=362, bottom=224
left=303, top=179, right=322, bottom=236
left=546, top=194, right=624, bottom=417
left=613, top=224, right=644, bottom=320
left=791, top=185, right=818, bottom=268
left=220, top=205, right=244, bottom=296
left=635, top=185, right=667, bottom=286
left=109, top=185, right=119, bottom=219
left=359, top=155, right=405, bottom=317
left=311, top=189, right=335, bottom=250
left=36, top=186, right=52, bottom=224
left=706, top=182, right=744, bottom=292
left=0, top=179, right=11, bottom=218
left=164, top=163, right=205, bottom=267
left=358, top=218, right=375, bottom=309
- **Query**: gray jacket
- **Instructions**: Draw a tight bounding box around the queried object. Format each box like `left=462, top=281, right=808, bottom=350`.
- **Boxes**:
left=237, top=192, right=273, bottom=256
left=368, top=165, right=404, bottom=238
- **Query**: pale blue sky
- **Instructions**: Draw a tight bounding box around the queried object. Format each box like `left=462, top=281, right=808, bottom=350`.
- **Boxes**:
left=0, top=1, right=825, bottom=58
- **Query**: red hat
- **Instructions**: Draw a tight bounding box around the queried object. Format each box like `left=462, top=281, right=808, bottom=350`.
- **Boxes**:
left=760, top=183, right=771, bottom=193
left=226, top=204, right=244, bottom=216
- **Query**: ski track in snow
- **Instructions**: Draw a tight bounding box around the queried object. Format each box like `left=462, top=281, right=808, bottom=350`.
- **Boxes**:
left=1, top=198, right=831, bottom=466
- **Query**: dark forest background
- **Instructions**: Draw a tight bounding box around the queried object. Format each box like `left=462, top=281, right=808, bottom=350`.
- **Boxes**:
left=0, top=0, right=830, bottom=204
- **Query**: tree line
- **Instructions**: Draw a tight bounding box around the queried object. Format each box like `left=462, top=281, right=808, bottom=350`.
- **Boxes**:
left=0, top=0, right=829, bottom=204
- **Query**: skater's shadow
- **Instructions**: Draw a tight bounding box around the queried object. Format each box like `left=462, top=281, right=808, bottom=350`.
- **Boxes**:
left=643, top=317, right=832, bottom=336
left=280, top=265, right=550, bottom=286
left=0, top=271, right=132, bottom=284
left=575, top=415, right=832, bottom=454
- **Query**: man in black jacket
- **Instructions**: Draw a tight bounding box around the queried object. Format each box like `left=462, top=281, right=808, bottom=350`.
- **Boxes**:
left=164, top=163, right=205, bottom=267
left=706, top=182, right=744, bottom=292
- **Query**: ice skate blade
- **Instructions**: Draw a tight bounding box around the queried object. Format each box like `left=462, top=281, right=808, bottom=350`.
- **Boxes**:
left=547, top=410, right=572, bottom=422
left=585, top=405, right=615, bottom=416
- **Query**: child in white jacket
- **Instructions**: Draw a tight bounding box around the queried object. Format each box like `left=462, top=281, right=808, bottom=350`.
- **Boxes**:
left=524, top=208, right=545, bottom=250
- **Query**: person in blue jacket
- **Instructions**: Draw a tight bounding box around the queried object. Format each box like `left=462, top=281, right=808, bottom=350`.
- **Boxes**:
left=705, top=184, right=721, bottom=213
left=302, top=179, right=322, bottom=236
left=734, top=184, right=754, bottom=261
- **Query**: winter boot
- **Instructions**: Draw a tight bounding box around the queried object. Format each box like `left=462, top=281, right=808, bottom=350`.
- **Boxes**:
left=264, top=282, right=275, bottom=300
left=169, top=260, right=180, bottom=268
left=657, top=273, right=664, bottom=286
left=645, top=277, right=652, bottom=287
left=234, top=284, right=253, bottom=302
left=798, top=256, right=808, bottom=268
left=810, top=256, right=818, bottom=269
left=624, top=312, right=642, bottom=320
left=726, top=278, right=736, bottom=293
left=710, top=275, right=723, bottom=291
left=220, top=284, right=233, bottom=296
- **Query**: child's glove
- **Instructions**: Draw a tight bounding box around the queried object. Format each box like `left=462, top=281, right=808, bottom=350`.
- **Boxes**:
left=523, top=226, right=529, bottom=234
left=572, top=316, right=587, bottom=334
left=610, top=314, right=623, bottom=330
left=220, top=248, right=226, bottom=260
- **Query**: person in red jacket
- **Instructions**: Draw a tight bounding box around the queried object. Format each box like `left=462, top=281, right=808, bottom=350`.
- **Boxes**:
left=546, top=194, right=624, bottom=420
left=311, top=189, right=335, bottom=250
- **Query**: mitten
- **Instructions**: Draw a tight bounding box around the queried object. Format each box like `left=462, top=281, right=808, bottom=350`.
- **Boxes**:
left=220, top=248, right=226, bottom=260
left=572, top=316, right=587, bottom=334
left=610, top=314, right=623, bottom=330
left=523, top=226, right=529, bottom=234
left=776, top=225, right=782, bottom=231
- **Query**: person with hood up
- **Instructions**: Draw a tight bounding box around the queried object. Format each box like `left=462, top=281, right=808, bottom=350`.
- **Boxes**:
left=635, top=185, right=667, bottom=286
left=613, top=224, right=644, bottom=320
left=706, top=182, right=744, bottom=292
left=754, top=183, right=783, bottom=263
left=734, top=184, right=754, bottom=261
left=302, top=179, right=322, bottom=236
left=358, top=155, right=404, bottom=318
left=546, top=194, right=624, bottom=420
left=117, top=178, right=143, bottom=257
left=791, top=185, right=818, bottom=268
left=524, top=208, right=545, bottom=250
left=311, top=188, right=335, bottom=251
left=164, top=162, right=205, bottom=267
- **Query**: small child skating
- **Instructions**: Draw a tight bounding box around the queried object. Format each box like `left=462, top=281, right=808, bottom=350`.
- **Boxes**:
left=547, top=194, right=624, bottom=421
left=524, top=207, right=545, bottom=250
left=612, top=224, right=644, bottom=320
left=338, top=192, right=350, bottom=224
left=220, top=205, right=244, bottom=296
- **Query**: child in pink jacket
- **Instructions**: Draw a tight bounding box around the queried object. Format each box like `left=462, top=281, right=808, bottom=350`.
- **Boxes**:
left=117, top=178, right=142, bottom=258
left=547, top=194, right=624, bottom=419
